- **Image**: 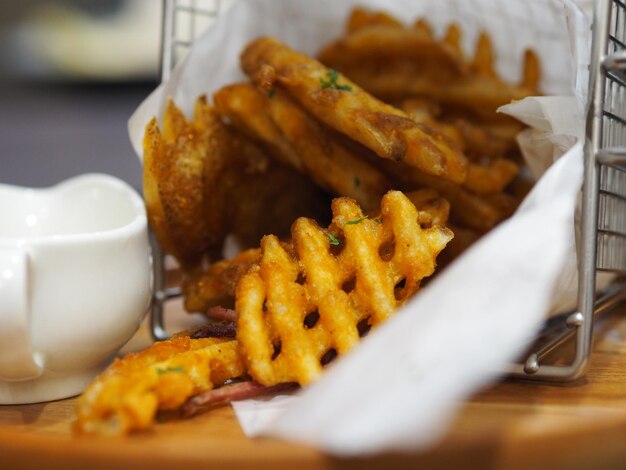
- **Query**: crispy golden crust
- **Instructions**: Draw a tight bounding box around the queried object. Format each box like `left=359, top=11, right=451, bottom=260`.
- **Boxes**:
left=215, top=83, right=392, bottom=213
left=241, top=37, right=469, bottom=184
left=319, top=16, right=540, bottom=119
left=74, top=337, right=244, bottom=435
left=143, top=96, right=330, bottom=266
left=181, top=190, right=450, bottom=315
left=183, top=248, right=261, bottom=312
left=143, top=97, right=231, bottom=266
left=236, top=191, right=453, bottom=386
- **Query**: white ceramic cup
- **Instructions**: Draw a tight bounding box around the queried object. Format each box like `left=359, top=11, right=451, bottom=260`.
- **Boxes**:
left=0, top=174, right=152, bottom=404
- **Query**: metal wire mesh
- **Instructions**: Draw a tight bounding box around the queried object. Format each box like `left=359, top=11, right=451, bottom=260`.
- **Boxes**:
left=160, top=0, right=222, bottom=82
left=597, top=0, right=626, bottom=274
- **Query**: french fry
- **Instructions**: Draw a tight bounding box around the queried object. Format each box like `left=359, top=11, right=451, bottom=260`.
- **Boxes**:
left=346, top=6, right=404, bottom=32
left=378, top=160, right=515, bottom=232
left=183, top=248, right=261, bottom=313
left=215, top=83, right=392, bottom=213
left=143, top=97, right=233, bottom=266
left=237, top=191, right=453, bottom=385
left=464, top=158, right=519, bottom=195
left=145, top=96, right=330, bottom=266
left=241, top=37, right=469, bottom=184
left=317, top=24, right=467, bottom=75
left=75, top=337, right=244, bottom=435
left=319, top=13, right=541, bottom=120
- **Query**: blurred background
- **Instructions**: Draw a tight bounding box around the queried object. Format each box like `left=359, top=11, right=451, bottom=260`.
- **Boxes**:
left=0, top=0, right=161, bottom=190
left=0, top=0, right=594, bottom=192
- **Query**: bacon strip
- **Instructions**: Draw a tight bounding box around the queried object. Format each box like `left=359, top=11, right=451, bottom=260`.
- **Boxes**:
left=182, top=381, right=298, bottom=417
left=206, top=306, right=238, bottom=322
left=190, top=320, right=237, bottom=339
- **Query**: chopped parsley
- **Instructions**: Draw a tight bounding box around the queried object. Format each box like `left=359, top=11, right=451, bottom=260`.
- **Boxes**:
left=320, top=69, right=352, bottom=91
left=156, top=365, right=185, bottom=375
left=326, top=233, right=341, bottom=246
left=374, top=217, right=383, bottom=224
left=353, top=176, right=361, bottom=188
left=346, top=216, right=368, bottom=225
left=268, top=87, right=276, bottom=98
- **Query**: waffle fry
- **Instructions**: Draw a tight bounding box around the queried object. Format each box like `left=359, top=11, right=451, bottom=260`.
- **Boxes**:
left=215, top=83, right=392, bottom=213
left=321, top=21, right=540, bottom=119
left=241, top=37, right=469, bottom=184
left=143, top=96, right=232, bottom=266
left=317, top=22, right=467, bottom=76
left=182, top=189, right=450, bottom=317
left=346, top=6, right=404, bottom=32
left=379, top=160, right=515, bottom=232
left=237, top=191, right=453, bottom=386
left=75, top=337, right=244, bottom=435
left=143, top=96, right=329, bottom=266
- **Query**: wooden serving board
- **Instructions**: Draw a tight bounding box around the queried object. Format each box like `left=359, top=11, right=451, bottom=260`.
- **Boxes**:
left=2, top=302, right=626, bottom=470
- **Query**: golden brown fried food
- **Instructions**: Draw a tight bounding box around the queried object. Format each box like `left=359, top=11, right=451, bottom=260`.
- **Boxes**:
left=183, top=248, right=261, bottom=313
left=346, top=6, right=404, bottom=32
left=183, top=189, right=450, bottom=316
left=143, top=96, right=329, bottom=266
left=241, top=37, right=469, bottom=184
left=400, top=98, right=465, bottom=149
left=464, top=158, right=519, bottom=195
left=143, top=97, right=232, bottom=266
left=215, top=83, right=392, bottom=213
left=237, top=191, right=453, bottom=385
left=75, top=336, right=244, bottom=435
left=405, top=188, right=450, bottom=228
left=319, top=12, right=540, bottom=120
left=214, top=83, right=304, bottom=171
left=379, top=160, right=516, bottom=232
left=318, top=23, right=467, bottom=76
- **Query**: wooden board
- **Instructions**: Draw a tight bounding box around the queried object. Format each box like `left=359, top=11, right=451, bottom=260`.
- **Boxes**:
left=2, top=302, right=626, bottom=470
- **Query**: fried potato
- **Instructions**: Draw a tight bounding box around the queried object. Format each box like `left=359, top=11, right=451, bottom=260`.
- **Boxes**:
left=400, top=98, right=465, bottom=149
left=214, top=83, right=304, bottom=171
left=405, top=188, right=450, bottom=228
left=317, top=24, right=467, bottom=76
left=241, top=37, right=469, bottom=184
left=183, top=189, right=451, bottom=316
left=464, top=158, right=519, bottom=195
left=215, top=83, right=392, bottom=213
left=183, top=248, right=261, bottom=313
left=331, top=59, right=537, bottom=119
left=319, top=13, right=541, bottom=120
left=143, top=97, right=232, bottom=266
left=379, top=160, right=515, bottom=232
left=75, top=336, right=244, bottom=435
left=237, top=191, right=453, bottom=386
left=346, top=6, right=404, bottom=32
left=144, top=96, right=329, bottom=266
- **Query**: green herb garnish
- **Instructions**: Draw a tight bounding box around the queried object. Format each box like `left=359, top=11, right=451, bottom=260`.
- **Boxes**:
left=326, top=233, right=341, bottom=246
left=353, top=176, right=361, bottom=188
left=268, top=87, right=276, bottom=98
left=346, top=216, right=368, bottom=225
left=156, top=366, right=185, bottom=375
left=374, top=217, right=383, bottom=224
left=320, top=69, right=352, bottom=91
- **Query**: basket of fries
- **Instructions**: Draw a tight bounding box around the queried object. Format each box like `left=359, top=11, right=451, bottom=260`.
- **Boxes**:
left=75, top=0, right=626, bottom=455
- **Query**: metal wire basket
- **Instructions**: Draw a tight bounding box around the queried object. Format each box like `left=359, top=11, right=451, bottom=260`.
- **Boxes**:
left=149, top=0, right=626, bottom=383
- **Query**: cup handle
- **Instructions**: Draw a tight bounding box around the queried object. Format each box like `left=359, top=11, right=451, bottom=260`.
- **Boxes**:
left=0, top=248, right=44, bottom=381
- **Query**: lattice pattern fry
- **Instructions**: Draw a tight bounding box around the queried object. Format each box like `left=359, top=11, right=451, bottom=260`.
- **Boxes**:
left=236, top=190, right=453, bottom=386
left=75, top=337, right=243, bottom=435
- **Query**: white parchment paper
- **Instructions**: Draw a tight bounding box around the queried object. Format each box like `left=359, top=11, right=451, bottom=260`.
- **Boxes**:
left=128, top=0, right=592, bottom=456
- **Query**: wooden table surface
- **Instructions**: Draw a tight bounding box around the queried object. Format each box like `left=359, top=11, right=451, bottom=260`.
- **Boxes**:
left=2, top=301, right=626, bottom=470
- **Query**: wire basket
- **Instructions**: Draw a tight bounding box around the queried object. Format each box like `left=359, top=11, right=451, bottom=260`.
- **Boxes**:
left=149, top=0, right=626, bottom=382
